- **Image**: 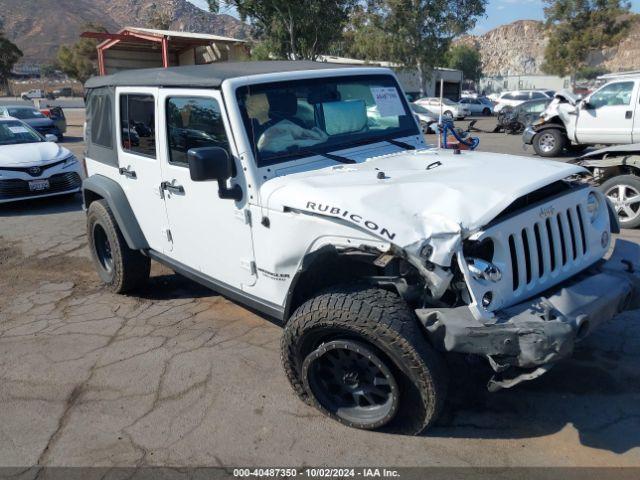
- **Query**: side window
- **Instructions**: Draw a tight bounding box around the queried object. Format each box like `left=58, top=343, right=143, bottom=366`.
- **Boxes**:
left=589, top=82, right=635, bottom=108
left=501, top=93, right=514, bottom=100
left=90, top=93, right=113, bottom=148
left=120, top=94, right=156, bottom=158
left=530, top=92, right=545, bottom=99
left=514, top=93, right=530, bottom=101
left=166, top=97, right=230, bottom=166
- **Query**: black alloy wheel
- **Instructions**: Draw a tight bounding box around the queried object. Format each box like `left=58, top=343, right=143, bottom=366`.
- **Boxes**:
left=302, top=339, right=399, bottom=429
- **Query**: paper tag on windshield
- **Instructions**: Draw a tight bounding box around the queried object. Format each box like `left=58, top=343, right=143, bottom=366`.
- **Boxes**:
left=370, top=87, right=405, bottom=117
left=8, top=126, right=29, bottom=134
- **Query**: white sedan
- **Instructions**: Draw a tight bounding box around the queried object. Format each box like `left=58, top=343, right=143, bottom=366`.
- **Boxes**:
left=410, top=103, right=438, bottom=133
left=0, top=117, right=84, bottom=204
left=413, top=97, right=470, bottom=120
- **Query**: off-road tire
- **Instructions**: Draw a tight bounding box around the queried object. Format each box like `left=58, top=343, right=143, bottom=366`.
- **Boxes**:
left=281, top=285, right=448, bottom=434
left=87, top=199, right=150, bottom=293
left=532, top=128, right=566, bottom=157
left=600, top=175, right=640, bottom=229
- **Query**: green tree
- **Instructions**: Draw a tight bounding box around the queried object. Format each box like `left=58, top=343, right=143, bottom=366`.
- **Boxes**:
left=0, top=19, right=23, bottom=92
left=56, top=23, right=106, bottom=83
left=208, top=0, right=356, bottom=60
left=346, top=0, right=487, bottom=95
left=542, top=0, right=631, bottom=77
left=0, top=38, right=23, bottom=91
left=445, top=44, right=482, bottom=83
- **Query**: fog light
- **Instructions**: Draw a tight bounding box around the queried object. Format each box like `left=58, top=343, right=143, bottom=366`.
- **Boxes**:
left=601, top=231, right=610, bottom=248
left=482, top=291, right=493, bottom=308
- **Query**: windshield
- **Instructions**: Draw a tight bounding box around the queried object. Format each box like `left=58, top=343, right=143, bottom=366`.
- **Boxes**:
left=0, top=120, right=43, bottom=145
left=410, top=103, right=431, bottom=115
left=236, top=74, right=418, bottom=167
left=8, top=107, right=46, bottom=120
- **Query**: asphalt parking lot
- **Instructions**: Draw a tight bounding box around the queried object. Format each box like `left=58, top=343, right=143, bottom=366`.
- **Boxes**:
left=1, top=111, right=640, bottom=469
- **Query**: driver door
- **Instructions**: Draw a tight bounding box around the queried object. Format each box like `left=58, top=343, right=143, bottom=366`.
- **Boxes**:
left=576, top=81, right=637, bottom=144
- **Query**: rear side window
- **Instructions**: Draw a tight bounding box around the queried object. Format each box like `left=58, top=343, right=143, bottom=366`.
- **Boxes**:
left=120, top=94, right=156, bottom=158
left=89, top=93, right=113, bottom=148
left=530, top=92, right=546, bottom=99
left=166, top=97, right=230, bottom=166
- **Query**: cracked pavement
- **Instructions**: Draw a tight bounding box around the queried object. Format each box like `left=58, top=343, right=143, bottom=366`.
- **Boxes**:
left=1, top=115, right=640, bottom=468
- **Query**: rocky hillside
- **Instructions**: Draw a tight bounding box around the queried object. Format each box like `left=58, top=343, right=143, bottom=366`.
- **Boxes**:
left=458, top=17, right=640, bottom=76
left=0, top=0, right=250, bottom=64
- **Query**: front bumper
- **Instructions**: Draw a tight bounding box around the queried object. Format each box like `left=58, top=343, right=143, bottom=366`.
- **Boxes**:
left=522, top=126, right=536, bottom=144
left=417, top=239, right=640, bottom=390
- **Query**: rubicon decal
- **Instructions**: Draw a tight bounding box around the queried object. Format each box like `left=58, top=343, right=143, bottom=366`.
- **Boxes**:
left=305, top=202, right=396, bottom=241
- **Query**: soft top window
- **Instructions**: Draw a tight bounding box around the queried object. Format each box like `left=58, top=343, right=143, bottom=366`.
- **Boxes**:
left=236, top=74, right=418, bottom=167
left=88, top=90, right=114, bottom=149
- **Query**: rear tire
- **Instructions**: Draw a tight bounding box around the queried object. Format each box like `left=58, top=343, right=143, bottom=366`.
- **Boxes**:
left=533, top=129, right=566, bottom=157
left=87, top=199, right=150, bottom=293
left=281, top=285, right=448, bottom=434
left=600, top=175, right=640, bottom=229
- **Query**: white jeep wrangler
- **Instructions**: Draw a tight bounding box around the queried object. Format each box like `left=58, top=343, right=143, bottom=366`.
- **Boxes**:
left=82, top=61, right=640, bottom=434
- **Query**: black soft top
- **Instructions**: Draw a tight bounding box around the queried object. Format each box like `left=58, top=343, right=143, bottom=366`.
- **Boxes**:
left=85, top=61, right=364, bottom=89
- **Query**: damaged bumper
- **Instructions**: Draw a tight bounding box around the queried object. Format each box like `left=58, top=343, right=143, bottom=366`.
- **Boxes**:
left=416, top=239, right=640, bottom=391
left=522, top=126, right=536, bottom=144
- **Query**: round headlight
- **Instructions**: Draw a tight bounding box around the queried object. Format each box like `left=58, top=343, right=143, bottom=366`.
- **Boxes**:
left=586, top=192, right=600, bottom=223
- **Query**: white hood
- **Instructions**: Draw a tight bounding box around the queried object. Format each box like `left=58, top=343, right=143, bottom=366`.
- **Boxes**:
left=0, top=142, right=72, bottom=167
left=261, top=148, right=585, bottom=264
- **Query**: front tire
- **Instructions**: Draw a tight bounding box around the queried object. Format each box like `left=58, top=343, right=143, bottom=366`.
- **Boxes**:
left=87, top=199, right=150, bottom=293
left=482, top=107, right=491, bottom=116
left=600, top=175, right=640, bottom=229
left=532, top=129, right=566, bottom=157
left=281, top=285, right=448, bottom=434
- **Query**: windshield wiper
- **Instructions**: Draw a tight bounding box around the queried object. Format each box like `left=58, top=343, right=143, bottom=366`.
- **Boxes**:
left=311, top=150, right=356, bottom=164
left=386, top=138, right=415, bottom=150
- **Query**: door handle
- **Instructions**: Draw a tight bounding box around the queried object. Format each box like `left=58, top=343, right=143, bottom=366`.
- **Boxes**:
left=161, top=181, right=185, bottom=195
left=118, top=167, right=137, bottom=179
left=626, top=111, right=633, bottom=119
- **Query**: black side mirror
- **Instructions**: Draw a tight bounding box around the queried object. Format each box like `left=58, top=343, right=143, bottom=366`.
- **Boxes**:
left=188, top=147, right=242, bottom=201
left=582, top=99, right=594, bottom=110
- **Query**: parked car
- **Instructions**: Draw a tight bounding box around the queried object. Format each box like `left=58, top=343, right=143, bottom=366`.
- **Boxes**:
left=413, top=97, right=470, bottom=119
left=459, top=97, right=494, bottom=116
left=494, top=90, right=555, bottom=113
left=51, top=87, right=74, bottom=98
left=0, top=105, right=62, bottom=140
left=0, top=117, right=83, bottom=203
left=573, top=144, right=640, bottom=228
left=524, top=77, right=640, bottom=157
left=410, top=102, right=438, bottom=132
left=82, top=61, right=637, bottom=435
left=39, top=106, right=67, bottom=140
left=496, top=98, right=552, bottom=134
left=20, top=89, right=53, bottom=101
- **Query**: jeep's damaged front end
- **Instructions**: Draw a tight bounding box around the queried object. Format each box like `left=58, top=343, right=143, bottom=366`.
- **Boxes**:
left=413, top=180, right=640, bottom=390
left=264, top=149, right=640, bottom=390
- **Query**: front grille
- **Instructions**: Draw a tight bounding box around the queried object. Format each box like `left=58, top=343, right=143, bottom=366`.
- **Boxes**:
left=0, top=172, right=81, bottom=199
left=507, top=205, right=589, bottom=292
left=0, top=159, right=66, bottom=177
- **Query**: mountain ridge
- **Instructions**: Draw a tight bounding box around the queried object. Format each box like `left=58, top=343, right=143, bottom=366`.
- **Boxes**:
left=0, top=0, right=250, bottom=64
left=457, top=16, right=640, bottom=77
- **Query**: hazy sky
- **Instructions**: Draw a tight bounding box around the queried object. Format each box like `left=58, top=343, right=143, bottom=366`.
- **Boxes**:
left=187, top=0, right=640, bottom=34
